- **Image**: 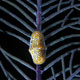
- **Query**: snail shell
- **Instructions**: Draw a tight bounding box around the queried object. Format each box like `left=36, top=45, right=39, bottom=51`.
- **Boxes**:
left=29, top=30, right=47, bottom=65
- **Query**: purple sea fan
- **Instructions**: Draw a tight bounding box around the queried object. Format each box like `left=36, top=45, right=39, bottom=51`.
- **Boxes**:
left=0, top=0, right=80, bottom=80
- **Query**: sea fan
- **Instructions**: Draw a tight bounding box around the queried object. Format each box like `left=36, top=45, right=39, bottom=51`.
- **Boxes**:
left=0, top=0, right=80, bottom=80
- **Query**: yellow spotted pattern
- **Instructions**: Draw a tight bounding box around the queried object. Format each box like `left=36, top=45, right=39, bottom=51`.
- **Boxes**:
left=29, top=30, right=46, bottom=65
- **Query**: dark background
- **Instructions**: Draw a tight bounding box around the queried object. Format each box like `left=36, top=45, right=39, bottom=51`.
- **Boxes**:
left=0, top=0, right=80, bottom=80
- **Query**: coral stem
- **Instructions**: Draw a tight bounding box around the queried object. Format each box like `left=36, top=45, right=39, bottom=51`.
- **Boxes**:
left=36, top=0, right=42, bottom=80
left=36, top=65, right=42, bottom=80
left=36, top=0, right=42, bottom=31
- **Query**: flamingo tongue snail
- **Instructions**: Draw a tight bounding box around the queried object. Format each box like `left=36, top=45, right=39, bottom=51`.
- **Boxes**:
left=29, top=30, right=47, bottom=65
